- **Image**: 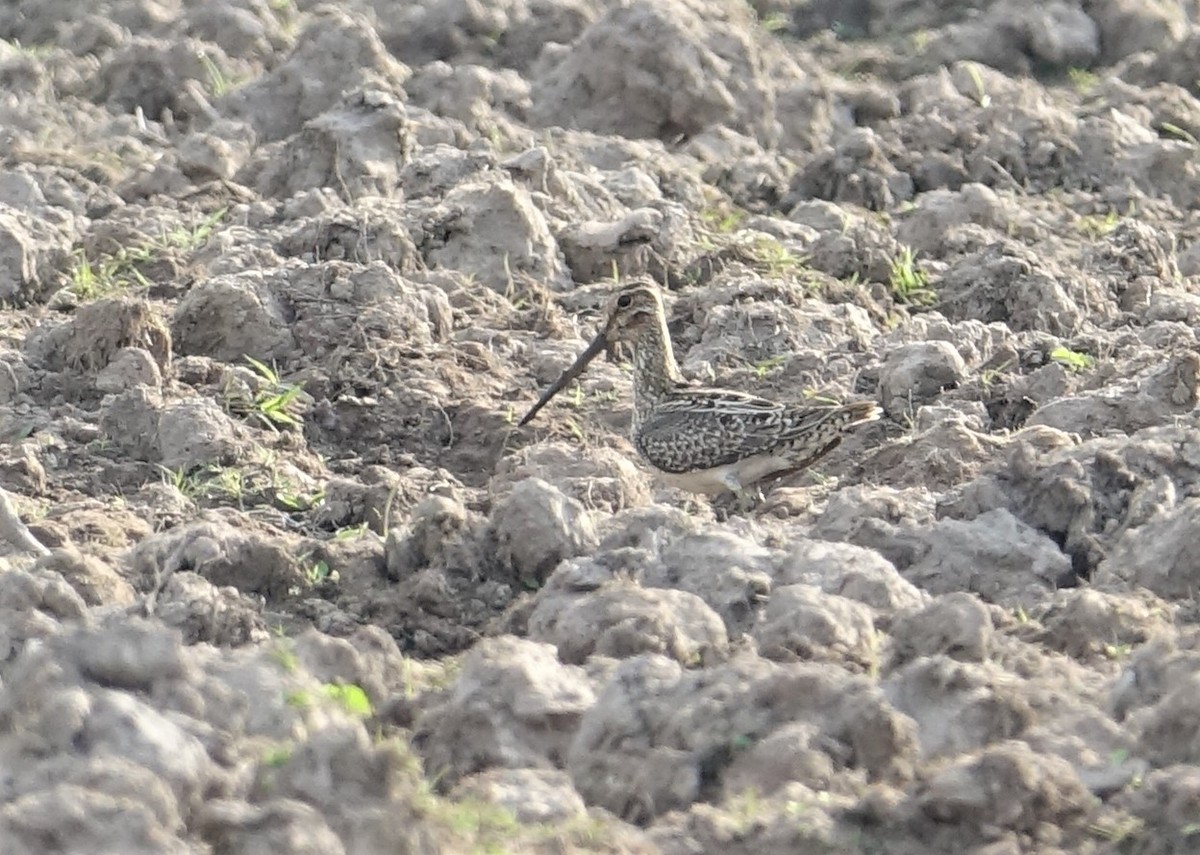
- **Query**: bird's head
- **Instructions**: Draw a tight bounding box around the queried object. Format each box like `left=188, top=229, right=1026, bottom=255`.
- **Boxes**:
left=601, top=284, right=665, bottom=345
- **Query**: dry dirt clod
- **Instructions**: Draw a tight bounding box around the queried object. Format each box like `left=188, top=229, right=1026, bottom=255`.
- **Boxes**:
left=753, top=584, right=877, bottom=670
left=8, top=0, right=1200, bottom=850
left=491, top=477, right=599, bottom=587
left=25, top=297, right=172, bottom=375
left=878, top=340, right=969, bottom=417
left=413, top=636, right=596, bottom=790
left=527, top=579, right=729, bottom=666
left=888, top=592, right=995, bottom=667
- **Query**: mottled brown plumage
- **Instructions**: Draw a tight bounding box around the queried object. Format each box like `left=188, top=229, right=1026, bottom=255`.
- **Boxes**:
left=519, top=281, right=881, bottom=495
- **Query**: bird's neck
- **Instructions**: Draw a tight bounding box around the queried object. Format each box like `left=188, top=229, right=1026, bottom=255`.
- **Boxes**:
left=630, top=318, right=683, bottom=418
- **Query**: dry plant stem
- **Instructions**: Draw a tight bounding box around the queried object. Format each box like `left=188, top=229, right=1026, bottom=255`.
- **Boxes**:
left=0, top=486, right=49, bottom=556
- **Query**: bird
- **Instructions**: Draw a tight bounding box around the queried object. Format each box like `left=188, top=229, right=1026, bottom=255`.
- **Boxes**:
left=518, top=280, right=881, bottom=500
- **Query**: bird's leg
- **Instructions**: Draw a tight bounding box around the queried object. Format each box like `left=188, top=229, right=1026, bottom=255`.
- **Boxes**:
left=721, top=473, right=761, bottom=515
left=738, top=486, right=766, bottom=514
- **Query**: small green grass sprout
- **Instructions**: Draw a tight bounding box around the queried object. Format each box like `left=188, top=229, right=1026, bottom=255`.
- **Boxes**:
left=888, top=246, right=936, bottom=306
left=1050, top=346, right=1094, bottom=372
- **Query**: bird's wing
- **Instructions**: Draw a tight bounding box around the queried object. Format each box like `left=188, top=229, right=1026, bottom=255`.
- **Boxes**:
left=634, top=390, right=785, bottom=473
left=637, top=389, right=873, bottom=474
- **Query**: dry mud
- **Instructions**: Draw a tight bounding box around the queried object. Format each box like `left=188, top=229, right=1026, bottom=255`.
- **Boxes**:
left=2, top=0, right=1200, bottom=852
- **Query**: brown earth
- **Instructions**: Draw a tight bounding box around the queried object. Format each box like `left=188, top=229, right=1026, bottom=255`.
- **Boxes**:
left=2, top=0, right=1200, bottom=852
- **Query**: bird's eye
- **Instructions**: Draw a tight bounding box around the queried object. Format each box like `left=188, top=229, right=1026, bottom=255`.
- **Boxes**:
left=616, top=294, right=633, bottom=309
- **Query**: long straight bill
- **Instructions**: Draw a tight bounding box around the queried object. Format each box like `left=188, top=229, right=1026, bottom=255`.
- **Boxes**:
left=517, top=332, right=609, bottom=426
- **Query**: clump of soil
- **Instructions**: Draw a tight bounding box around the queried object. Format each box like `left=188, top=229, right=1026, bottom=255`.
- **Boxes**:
left=2, top=0, right=1200, bottom=851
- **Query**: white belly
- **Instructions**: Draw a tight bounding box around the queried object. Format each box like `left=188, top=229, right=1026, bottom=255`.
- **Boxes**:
left=653, top=453, right=797, bottom=495
left=656, top=465, right=738, bottom=495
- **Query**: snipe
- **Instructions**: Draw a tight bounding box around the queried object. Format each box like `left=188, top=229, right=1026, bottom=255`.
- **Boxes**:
left=519, top=281, right=881, bottom=497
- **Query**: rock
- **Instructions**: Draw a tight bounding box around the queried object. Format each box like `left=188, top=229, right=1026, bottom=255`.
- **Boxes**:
left=861, top=419, right=1006, bottom=494
left=405, top=62, right=532, bottom=136
left=101, top=34, right=237, bottom=121
left=65, top=621, right=190, bottom=691
left=1090, top=0, right=1187, bottom=64
left=1025, top=2, right=1100, bottom=67
left=1112, top=765, right=1200, bottom=847
left=378, top=0, right=597, bottom=73
left=98, top=386, right=163, bottom=463
left=648, top=784, right=851, bottom=854
left=197, top=800, right=345, bottom=855
left=1110, top=631, right=1200, bottom=722
left=940, top=427, right=1200, bottom=579
left=719, top=721, right=835, bottom=797
left=1083, top=220, right=1179, bottom=306
left=0, top=443, right=46, bottom=494
left=0, top=566, right=89, bottom=663
left=597, top=504, right=701, bottom=552
left=558, top=208, right=682, bottom=285
left=491, top=443, right=652, bottom=513
left=384, top=494, right=480, bottom=582
left=1027, top=351, right=1200, bottom=435
left=681, top=283, right=876, bottom=374
left=0, top=349, right=26, bottom=403
left=1132, top=673, right=1200, bottom=765
left=0, top=622, right=213, bottom=828
left=82, top=689, right=213, bottom=801
left=790, top=127, right=914, bottom=211
left=805, top=218, right=904, bottom=285
left=813, top=485, right=937, bottom=572
left=177, top=121, right=255, bottom=181
left=895, top=183, right=1013, bottom=255
left=398, top=144, right=495, bottom=201
left=935, top=241, right=1099, bottom=335
left=318, top=469, right=408, bottom=537
left=0, top=778, right=191, bottom=855
left=276, top=202, right=421, bottom=273
left=252, top=722, right=414, bottom=843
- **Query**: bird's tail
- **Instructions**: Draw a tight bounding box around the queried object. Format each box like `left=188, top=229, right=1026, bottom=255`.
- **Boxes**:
left=839, top=400, right=883, bottom=428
